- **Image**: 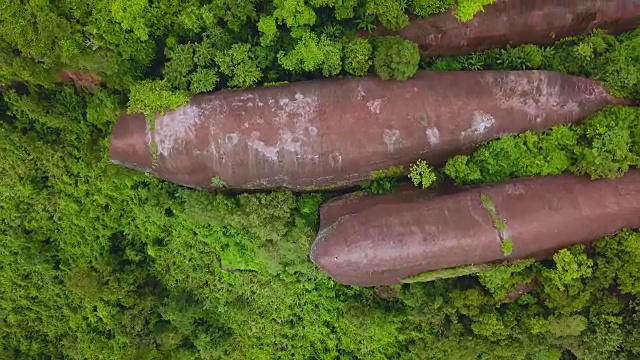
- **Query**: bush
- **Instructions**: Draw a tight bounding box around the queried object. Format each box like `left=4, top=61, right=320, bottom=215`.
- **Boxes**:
left=455, top=0, right=496, bottom=21
left=344, top=38, right=373, bottom=76
left=361, top=165, right=404, bottom=194
left=365, top=0, right=409, bottom=31
left=408, top=159, right=437, bottom=188
left=443, top=106, right=640, bottom=185
left=127, top=80, right=189, bottom=119
left=410, top=0, right=454, bottom=17
left=373, top=36, right=420, bottom=81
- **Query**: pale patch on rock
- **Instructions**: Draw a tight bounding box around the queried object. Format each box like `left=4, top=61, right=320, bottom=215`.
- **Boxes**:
left=247, top=138, right=280, bottom=162
left=225, top=133, right=239, bottom=146
left=425, top=127, right=440, bottom=146
left=329, top=152, right=343, bottom=168
left=489, top=71, right=580, bottom=122
left=505, top=184, right=525, bottom=195
left=154, top=104, right=201, bottom=156
left=308, top=126, right=318, bottom=136
left=383, top=129, right=401, bottom=153
left=354, top=85, right=366, bottom=100
left=461, top=111, right=495, bottom=139
left=367, top=99, right=383, bottom=114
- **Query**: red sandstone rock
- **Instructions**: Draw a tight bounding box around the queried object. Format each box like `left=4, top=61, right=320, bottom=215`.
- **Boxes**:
left=109, top=71, right=628, bottom=190
left=370, top=0, right=640, bottom=56
left=311, top=172, right=640, bottom=286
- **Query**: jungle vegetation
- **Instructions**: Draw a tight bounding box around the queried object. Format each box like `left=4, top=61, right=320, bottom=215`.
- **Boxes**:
left=1, top=1, right=639, bottom=359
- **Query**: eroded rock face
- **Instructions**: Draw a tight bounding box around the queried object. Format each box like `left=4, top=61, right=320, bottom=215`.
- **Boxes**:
left=311, top=171, right=640, bottom=286
left=378, top=0, right=640, bottom=56
left=109, top=71, right=627, bottom=191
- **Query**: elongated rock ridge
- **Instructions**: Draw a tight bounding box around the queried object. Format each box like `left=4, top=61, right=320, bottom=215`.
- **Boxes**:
left=375, top=0, right=640, bottom=56
left=109, top=71, right=628, bottom=190
left=311, top=171, right=640, bottom=286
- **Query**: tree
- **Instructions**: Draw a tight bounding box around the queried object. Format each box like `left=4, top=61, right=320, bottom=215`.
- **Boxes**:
left=189, top=68, right=219, bottom=94
left=408, top=159, right=437, bottom=188
left=273, top=0, right=317, bottom=28
left=373, top=36, right=420, bottom=81
left=344, top=38, right=373, bottom=76
left=410, top=0, right=454, bottom=17
left=277, top=29, right=343, bottom=76
left=365, top=0, right=409, bottom=31
left=127, top=80, right=189, bottom=119
left=215, top=44, right=263, bottom=88
left=455, top=0, right=496, bottom=21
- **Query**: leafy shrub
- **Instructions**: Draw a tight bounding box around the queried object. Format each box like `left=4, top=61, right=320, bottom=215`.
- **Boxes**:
left=373, top=36, right=420, bottom=81
left=189, top=68, right=219, bottom=94
left=444, top=106, right=640, bottom=185
left=496, top=44, right=544, bottom=70
left=408, top=159, right=436, bottom=188
left=455, top=0, right=496, bottom=21
left=477, top=259, right=536, bottom=299
left=127, top=80, right=189, bottom=119
left=278, top=29, right=343, bottom=76
left=365, top=0, right=409, bottom=31
left=361, top=165, right=404, bottom=194
left=410, top=0, right=454, bottom=17
left=215, top=44, right=263, bottom=88
left=500, top=238, right=513, bottom=256
left=344, top=38, right=373, bottom=76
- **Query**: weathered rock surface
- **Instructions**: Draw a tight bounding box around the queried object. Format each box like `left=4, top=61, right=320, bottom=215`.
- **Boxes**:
left=374, top=0, right=640, bottom=56
left=110, top=71, right=627, bottom=190
left=311, top=172, right=640, bottom=286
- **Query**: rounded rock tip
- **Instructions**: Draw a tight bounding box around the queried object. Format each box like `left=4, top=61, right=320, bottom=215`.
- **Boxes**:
left=109, top=112, right=154, bottom=172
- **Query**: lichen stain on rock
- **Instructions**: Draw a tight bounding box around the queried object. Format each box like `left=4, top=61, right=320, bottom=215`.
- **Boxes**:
left=461, top=111, right=495, bottom=139
left=425, top=127, right=440, bottom=146
left=383, top=129, right=401, bottom=153
left=490, top=71, right=580, bottom=121
left=367, top=99, right=383, bottom=114
left=154, top=104, right=202, bottom=156
left=243, top=92, right=321, bottom=163
left=329, top=152, right=343, bottom=168
left=505, top=184, right=525, bottom=195
left=354, top=85, right=366, bottom=100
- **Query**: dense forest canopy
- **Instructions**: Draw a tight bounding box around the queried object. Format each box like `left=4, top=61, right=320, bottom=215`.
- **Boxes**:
left=1, top=0, right=640, bottom=359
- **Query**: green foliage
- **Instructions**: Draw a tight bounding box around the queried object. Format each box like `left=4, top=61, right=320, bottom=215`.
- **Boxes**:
left=444, top=106, right=640, bottom=185
left=479, top=193, right=507, bottom=233
left=210, top=176, right=226, bottom=188
left=366, top=0, right=409, bottom=31
left=3, top=2, right=640, bottom=359
left=127, top=80, right=189, bottom=119
left=496, top=44, right=545, bottom=69
left=257, top=15, right=278, bottom=46
left=278, top=29, right=343, bottom=76
left=477, top=259, right=536, bottom=299
left=189, top=68, right=219, bottom=94
left=593, top=230, right=640, bottom=296
left=215, top=44, right=263, bottom=89
left=410, top=0, right=455, bottom=17
left=408, top=159, right=437, bottom=188
left=344, top=38, right=373, bottom=76
left=437, top=28, right=640, bottom=98
left=374, top=36, right=420, bottom=81
left=455, top=0, right=496, bottom=21
left=501, top=238, right=513, bottom=256
left=361, top=165, right=404, bottom=194
left=273, top=0, right=317, bottom=28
